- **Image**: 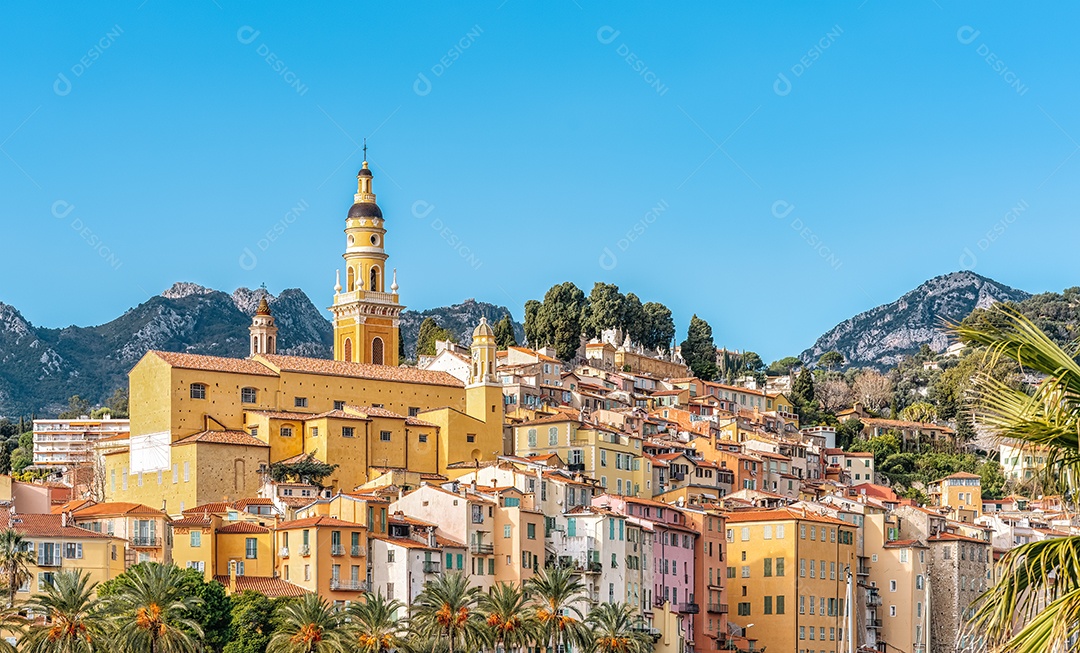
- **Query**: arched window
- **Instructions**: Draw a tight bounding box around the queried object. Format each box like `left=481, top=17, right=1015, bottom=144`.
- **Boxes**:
left=343, top=338, right=353, bottom=362
left=190, top=383, right=207, bottom=400
left=369, top=266, right=380, bottom=293
left=371, top=337, right=384, bottom=365
left=347, top=267, right=355, bottom=292
left=267, top=336, right=274, bottom=353
left=234, top=459, right=245, bottom=491
left=252, top=336, right=259, bottom=354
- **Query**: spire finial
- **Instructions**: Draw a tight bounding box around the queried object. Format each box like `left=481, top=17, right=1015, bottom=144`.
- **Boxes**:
left=363, top=138, right=368, bottom=162
left=335, top=269, right=342, bottom=294
left=390, top=268, right=399, bottom=293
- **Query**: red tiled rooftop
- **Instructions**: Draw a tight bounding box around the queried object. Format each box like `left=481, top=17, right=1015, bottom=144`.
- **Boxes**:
left=71, top=502, right=166, bottom=517
left=213, top=575, right=307, bottom=597
left=258, top=354, right=463, bottom=387
left=174, top=430, right=269, bottom=447
left=218, top=522, right=271, bottom=534
left=149, top=350, right=278, bottom=376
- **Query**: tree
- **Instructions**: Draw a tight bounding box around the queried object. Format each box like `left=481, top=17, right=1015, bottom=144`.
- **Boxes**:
left=103, top=562, right=204, bottom=653
left=0, top=446, right=9, bottom=476
left=584, top=283, right=626, bottom=340
left=538, top=282, right=588, bottom=361
left=266, top=594, right=348, bottom=653
left=224, top=591, right=278, bottom=653
left=680, top=315, right=718, bottom=381
left=818, top=351, right=845, bottom=371
left=523, top=300, right=543, bottom=348
left=410, top=572, right=485, bottom=653
left=768, top=356, right=802, bottom=376
left=479, top=582, right=538, bottom=653
left=417, top=318, right=456, bottom=357
left=526, top=566, right=590, bottom=653
left=347, top=591, right=405, bottom=653
left=10, top=431, right=33, bottom=473
left=851, top=370, right=893, bottom=413
left=898, top=401, right=938, bottom=424
left=816, top=378, right=852, bottom=413
left=641, top=302, right=675, bottom=352
left=493, top=315, right=517, bottom=350
left=0, top=529, right=32, bottom=608
left=792, top=368, right=815, bottom=407
left=58, top=395, right=92, bottom=419
left=269, top=454, right=339, bottom=489
left=22, top=570, right=103, bottom=653
left=621, top=293, right=646, bottom=346
left=849, top=432, right=902, bottom=467
left=586, top=602, right=651, bottom=653
left=955, top=307, right=1080, bottom=651
left=0, top=606, right=22, bottom=653
left=835, top=418, right=863, bottom=451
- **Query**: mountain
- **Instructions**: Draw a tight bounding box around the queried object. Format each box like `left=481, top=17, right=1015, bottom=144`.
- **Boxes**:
left=800, top=271, right=1031, bottom=368
left=0, top=285, right=521, bottom=418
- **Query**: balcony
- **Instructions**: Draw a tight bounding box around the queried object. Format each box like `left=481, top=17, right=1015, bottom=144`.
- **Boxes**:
left=37, top=554, right=62, bottom=567
left=300, top=545, right=311, bottom=556
left=470, top=543, right=494, bottom=555
left=867, top=595, right=882, bottom=607
left=423, top=560, right=441, bottom=574
left=329, top=578, right=368, bottom=591
left=857, top=565, right=870, bottom=576
left=331, top=544, right=345, bottom=556
left=706, top=603, right=728, bottom=614
left=279, top=547, right=289, bottom=558
left=679, top=603, right=700, bottom=614
left=670, top=472, right=686, bottom=482
left=131, top=536, right=162, bottom=548
left=567, top=463, right=586, bottom=472
left=351, top=545, right=365, bottom=557
left=867, top=619, right=882, bottom=629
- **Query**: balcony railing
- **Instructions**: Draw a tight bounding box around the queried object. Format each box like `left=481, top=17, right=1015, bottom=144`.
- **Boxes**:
left=423, top=560, right=441, bottom=574
left=300, top=545, right=311, bottom=556
left=867, top=595, right=882, bottom=607
left=679, top=603, right=700, bottom=614
left=37, top=555, right=62, bottom=567
left=279, top=547, right=289, bottom=558
left=331, top=544, right=345, bottom=556
left=706, top=603, right=728, bottom=614
left=857, top=566, right=870, bottom=576
left=867, top=619, right=882, bottom=629
left=470, top=543, right=494, bottom=555
left=330, top=578, right=368, bottom=591
left=131, top=536, right=162, bottom=548
left=351, top=545, right=364, bottom=557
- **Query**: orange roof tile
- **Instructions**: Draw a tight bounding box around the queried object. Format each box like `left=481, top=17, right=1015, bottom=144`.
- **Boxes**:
left=71, top=502, right=166, bottom=518
left=725, top=507, right=850, bottom=526
left=278, top=515, right=365, bottom=529
left=258, top=354, right=463, bottom=387
left=1, top=513, right=118, bottom=538
left=218, top=522, right=271, bottom=534
left=174, top=430, right=269, bottom=447
left=150, top=350, right=277, bottom=376
left=213, top=575, right=307, bottom=597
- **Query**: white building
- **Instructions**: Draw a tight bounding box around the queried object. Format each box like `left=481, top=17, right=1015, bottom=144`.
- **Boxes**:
left=33, top=415, right=129, bottom=468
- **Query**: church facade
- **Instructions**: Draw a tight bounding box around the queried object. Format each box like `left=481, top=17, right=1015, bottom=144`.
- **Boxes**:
left=102, top=156, right=503, bottom=512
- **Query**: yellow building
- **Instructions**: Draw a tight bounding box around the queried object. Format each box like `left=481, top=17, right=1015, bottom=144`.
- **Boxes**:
left=512, top=415, right=643, bottom=497
left=330, top=158, right=402, bottom=366
left=275, top=515, right=370, bottom=600
left=725, top=507, right=859, bottom=653
left=68, top=501, right=172, bottom=566
left=3, top=512, right=126, bottom=602
left=928, top=471, right=983, bottom=522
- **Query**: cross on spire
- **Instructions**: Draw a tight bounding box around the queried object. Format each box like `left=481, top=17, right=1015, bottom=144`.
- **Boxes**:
left=363, top=138, right=367, bottom=161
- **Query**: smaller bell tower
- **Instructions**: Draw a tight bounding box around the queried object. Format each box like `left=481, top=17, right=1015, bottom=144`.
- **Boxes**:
left=249, top=297, right=278, bottom=356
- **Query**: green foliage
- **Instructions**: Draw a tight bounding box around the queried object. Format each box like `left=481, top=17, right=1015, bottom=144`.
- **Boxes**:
left=101, top=562, right=204, bottom=653
left=818, top=350, right=845, bottom=371
left=622, top=293, right=647, bottom=345
left=58, top=395, right=92, bottom=419
left=584, top=283, right=626, bottom=340
left=768, top=356, right=802, bottom=376
left=493, top=315, right=517, bottom=350
left=898, top=401, right=938, bottom=424
left=416, top=318, right=457, bottom=357
left=22, top=569, right=102, bottom=653
left=849, top=431, right=901, bottom=467
left=641, top=302, right=675, bottom=351
left=536, top=282, right=589, bottom=361
left=523, top=300, right=542, bottom=347
left=0, top=529, right=33, bottom=608
left=681, top=315, right=718, bottom=381
left=266, top=593, right=348, bottom=653
left=269, top=454, right=338, bottom=488
left=835, top=418, right=862, bottom=450
left=225, top=592, right=279, bottom=653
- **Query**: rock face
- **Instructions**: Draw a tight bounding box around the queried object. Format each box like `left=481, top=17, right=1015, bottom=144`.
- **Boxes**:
left=800, top=271, right=1030, bottom=368
left=0, top=286, right=521, bottom=418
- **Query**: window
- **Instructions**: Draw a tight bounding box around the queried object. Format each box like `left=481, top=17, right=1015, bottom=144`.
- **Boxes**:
left=418, top=434, right=428, bottom=443
left=527, top=429, right=537, bottom=447
left=776, top=557, right=785, bottom=576
left=280, top=426, right=293, bottom=438
left=488, top=558, right=495, bottom=575
left=294, top=397, right=308, bottom=408
left=466, top=434, right=475, bottom=443
left=190, top=383, right=207, bottom=399
left=776, top=595, right=785, bottom=614
left=741, top=527, right=750, bottom=542
left=334, top=400, right=346, bottom=410
left=777, top=524, right=785, bottom=539
left=388, top=550, right=396, bottom=563
left=527, top=523, right=536, bottom=539
left=310, top=427, right=319, bottom=438
left=63, top=543, right=82, bottom=559
left=246, top=538, right=258, bottom=559
left=190, top=531, right=202, bottom=547
left=241, top=387, right=257, bottom=403
left=737, top=602, right=751, bottom=616
left=764, top=558, right=772, bottom=577
left=890, top=580, right=897, bottom=592
left=548, top=427, right=558, bottom=445
left=601, top=450, right=608, bottom=467
left=380, top=431, right=392, bottom=442
left=764, top=596, right=772, bottom=614
left=504, top=525, right=512, bottom=538
left=342, top=427, right=355, bottom=438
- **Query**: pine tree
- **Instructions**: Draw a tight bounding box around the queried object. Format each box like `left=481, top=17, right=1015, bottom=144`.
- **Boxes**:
left=493, top=315, right=517, bottom=350
left=680, top=315, right=718, bottom=380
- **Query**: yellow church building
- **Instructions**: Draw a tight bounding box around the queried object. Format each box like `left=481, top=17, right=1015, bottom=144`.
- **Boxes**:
left=102, top=156, right=504, bottom=513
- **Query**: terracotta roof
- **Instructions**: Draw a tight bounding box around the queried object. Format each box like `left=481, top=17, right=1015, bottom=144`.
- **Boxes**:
left=246, top=410, right=315, bottom=420
left=149, top=350, right=277, bottom=376
left=934, top=471, right=981, bottom=482
left=213, top=575, right=307, bottom=597
left=345, top=405, right=407, bottom=419
left=370, top=535, right=435, bottom=549
left=218, top=522, right=271, bottom=534
left=725, top=507, right=850, bottom=526
left=389, top=513, right=438, bottom=527
left=435, top=534, right=466, bottom=548
left=406, top=416, right=439, bottom=428
left=928, top=532, right=990, bottom=545
left=278, top=515, right=365, bottom=529
left=1, top=513, right=117, bottom=538
left=234, top=498, right=275, bottom=508
left=516, top=414, right=582, bottom=428
left=861, top=416, right=955, bottom=433
left=71, top=502, right=166, bottom=518
left=257, top=354, right=464, bottom=387
left=183, top=502, right=231, bottom=515
left=52, top=499, right=95, bottom=514
left=884, top=539, right=925, bottom=548
left=174, top=430, right=269, bottom=447
left=273, top=453, right=313, bottom=465
left=170, top=516, right=215, bottom=528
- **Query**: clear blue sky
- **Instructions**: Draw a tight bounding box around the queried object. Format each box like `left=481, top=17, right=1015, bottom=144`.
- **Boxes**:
left=2, top=2, right=1077, bottom=361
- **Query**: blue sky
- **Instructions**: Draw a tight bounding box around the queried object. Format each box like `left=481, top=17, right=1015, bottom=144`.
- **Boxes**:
left=1, top=2, right=1077, bottom=361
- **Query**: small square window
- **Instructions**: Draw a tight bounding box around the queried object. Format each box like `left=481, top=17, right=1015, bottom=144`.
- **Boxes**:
left=380, top=431, right=392, bottom=442
left=295, top=397, right=308, bottom=408
left=418, top=434, right=428, bottom=443
left=190, top=384, right=207, bottom=400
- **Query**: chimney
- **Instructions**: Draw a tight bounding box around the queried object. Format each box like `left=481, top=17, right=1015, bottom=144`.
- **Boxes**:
left=470, top=479, right=477, bottom=493
left=228, top=560, right=237, bottom=591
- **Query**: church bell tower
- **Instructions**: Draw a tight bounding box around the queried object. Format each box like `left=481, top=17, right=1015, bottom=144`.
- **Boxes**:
left=329, top=151, right=403, bottom=365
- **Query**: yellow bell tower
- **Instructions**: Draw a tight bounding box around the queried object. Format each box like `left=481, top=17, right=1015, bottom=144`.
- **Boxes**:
left=330, top=154, right=403, bottom=365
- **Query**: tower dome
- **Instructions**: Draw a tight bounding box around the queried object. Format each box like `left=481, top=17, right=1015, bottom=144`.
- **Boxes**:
left=473, top=317, right=495, bottom=339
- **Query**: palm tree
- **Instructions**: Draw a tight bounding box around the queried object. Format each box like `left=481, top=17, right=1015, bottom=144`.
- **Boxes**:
left=526, top=566, right=590, bottom=653
left=0, top=605, right=24, bottom=653
left=410, top=572, right=486, bottom=653
left=0, top=529, right=32, bottom=609
left=955, top=307, right=1080, bottom=652
left=585, top=603, right=651, bottom=653
left=267, top=593, right=348, bottom=653
left=347, top=591, right=405, bottom=653
left=22, top=570, right=104, bottom=653
left=479, top=582, right=539, bottom=653
left=103, top=562, right=203, bottom=653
